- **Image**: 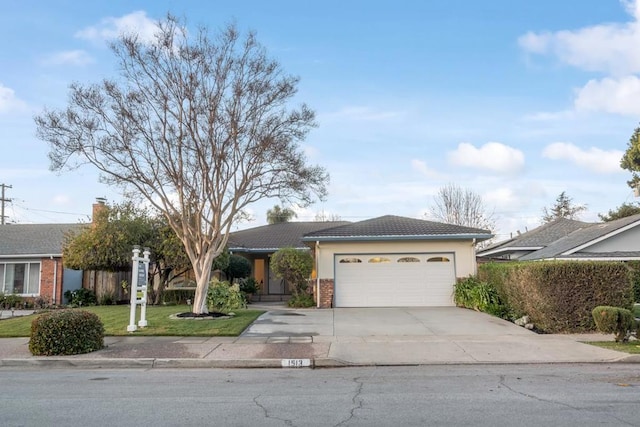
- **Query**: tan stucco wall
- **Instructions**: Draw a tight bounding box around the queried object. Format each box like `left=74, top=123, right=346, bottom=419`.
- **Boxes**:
left=314, top=240, right=477, bottom=279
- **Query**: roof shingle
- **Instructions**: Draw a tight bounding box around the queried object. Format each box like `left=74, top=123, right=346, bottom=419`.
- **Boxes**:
left=303, top=215, right=492, bottom=240
left=0, top=223, right=83, bottom=257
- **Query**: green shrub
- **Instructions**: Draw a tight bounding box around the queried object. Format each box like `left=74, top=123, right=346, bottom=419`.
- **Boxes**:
left=207, top=279, right=246, bottom=313
left=29, top=309, right=104, bottom=356
left=270, top=248, right=313, bottom=296
left=454, top=276, right=510, bottom=318
left=287, top=293, right=315, bottom=308
left=64, top=288, right=97, bottom=307
left=98, top=291, right=117, bottom=306
left=0, top=293, right=23, bottom=309
left=592, top=306, right=636, bottom=342
left=224, top=255, right=252, bottom=283
left=239, top=277, right=259, bottom=295
left=479, top=261, right=634, bottom=333
left=162, top=288, right=196, bottom=305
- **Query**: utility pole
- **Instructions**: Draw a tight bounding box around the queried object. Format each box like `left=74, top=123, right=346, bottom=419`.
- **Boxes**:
left=1, top=183, right=12, bottom=225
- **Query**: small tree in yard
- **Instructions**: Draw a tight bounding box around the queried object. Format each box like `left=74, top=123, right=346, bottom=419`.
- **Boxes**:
left=224, top=255, right=252, bottom=283
left=63, top=201, right=191, bottom=304
left=270, top=248, right=313, bottom=297
left=35, top=16, right=328, bottom=313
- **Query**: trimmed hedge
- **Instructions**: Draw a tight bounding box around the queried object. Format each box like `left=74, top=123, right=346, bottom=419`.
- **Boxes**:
left=479, top=261, right=634, bottom=333
left=162, top=288, right=196, bottom=305
left=591, top=306, right=636, bottom=342
left=29, top=309, right=104, bottom=356
left=628, top=261, right=640, bottom=303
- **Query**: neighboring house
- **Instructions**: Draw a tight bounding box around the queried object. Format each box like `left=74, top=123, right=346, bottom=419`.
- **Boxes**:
left=228, top=221, right=349, bottom=299
left=0, top=223, right=83, bottom=305
left=477, top=214, right=640, bottom=262
left=477, top=218, right=592, bottom=261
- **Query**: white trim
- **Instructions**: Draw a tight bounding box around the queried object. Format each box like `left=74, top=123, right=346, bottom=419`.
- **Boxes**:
left=549, top=257, right=640, bottom=261
left=562, top=220, right=640, bottom=255
left=0, top=254, right=62, bottom=259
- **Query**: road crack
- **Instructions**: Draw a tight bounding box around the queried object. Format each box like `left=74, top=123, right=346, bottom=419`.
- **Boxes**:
left=253, top=394, right=296, bottom=427
left=498, top=375, right=636, bottom=426
left=334, top=377, right=365, bottom=426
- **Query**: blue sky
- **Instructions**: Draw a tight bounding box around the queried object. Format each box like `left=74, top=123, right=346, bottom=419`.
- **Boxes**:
left=1, top=0, right=639, bottom=241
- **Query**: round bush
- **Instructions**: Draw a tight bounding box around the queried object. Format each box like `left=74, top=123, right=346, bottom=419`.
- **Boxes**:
left=591, top=306, right=635, bottom=342
left=29, top=309, right=104, bottom=356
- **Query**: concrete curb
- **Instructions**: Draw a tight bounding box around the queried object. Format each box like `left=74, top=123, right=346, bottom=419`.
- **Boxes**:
left=2, top=356, right=639, bottom=369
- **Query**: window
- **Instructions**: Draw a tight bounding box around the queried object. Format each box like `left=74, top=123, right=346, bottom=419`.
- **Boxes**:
left=427, top=256, right=450, bottom=263
left=397, top=257, right=420, bottom=263
left=0, top=262, right=40, bottom=295
left=368, top=257, right=391, bottom=263
left=339, top=257, right=362, bottom=263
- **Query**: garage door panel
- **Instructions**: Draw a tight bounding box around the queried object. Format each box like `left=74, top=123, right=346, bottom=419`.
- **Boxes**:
left=334, top=253, right=455, bottom=307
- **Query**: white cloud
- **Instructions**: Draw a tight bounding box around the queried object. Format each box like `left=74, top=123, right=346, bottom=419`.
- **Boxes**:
left=411, top=159, right=445, bottom=179
left=574, top=75, right=640, bottom=116
left=448, top=142, right=525, bottom=174
left=0, top=83, right=27, bottom=114
left=542, top=142, right=624, bottom=174
left=41, top=50, right=94, bottom=66
left=75, top=10, right=158, bottom=44
left=518, top=0, right=640, bottom=75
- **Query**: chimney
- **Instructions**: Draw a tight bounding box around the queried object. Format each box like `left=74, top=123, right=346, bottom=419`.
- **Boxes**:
left=92, top=197, right=107, bottom=224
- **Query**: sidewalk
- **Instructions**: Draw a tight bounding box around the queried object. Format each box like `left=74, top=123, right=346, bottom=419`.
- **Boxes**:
left=1, top=305, right=638, bottom=369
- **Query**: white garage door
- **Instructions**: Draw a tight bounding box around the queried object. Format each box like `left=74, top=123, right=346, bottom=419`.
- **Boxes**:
left=334, top=253, right=456, bottom=307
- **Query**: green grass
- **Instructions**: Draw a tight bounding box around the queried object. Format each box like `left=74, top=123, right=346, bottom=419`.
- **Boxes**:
left=0, top=305, right=264, bottom=337
left=587, top=341, right=640, bottom=354
left=634, top=304, right=640, bottom=318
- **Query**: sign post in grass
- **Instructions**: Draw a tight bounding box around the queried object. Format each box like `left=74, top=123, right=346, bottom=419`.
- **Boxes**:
left=127, top=246, right=151, bottom=332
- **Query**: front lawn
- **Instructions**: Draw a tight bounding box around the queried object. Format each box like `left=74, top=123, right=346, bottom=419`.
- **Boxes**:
left=587, top=341, right=640, bottom=354
left=0, top=305, right=264, bottom=337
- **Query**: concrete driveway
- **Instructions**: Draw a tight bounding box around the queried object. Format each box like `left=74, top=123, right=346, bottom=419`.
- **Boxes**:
left=243, top=306, right=630, bottom=365
left=242, top=306, right=532, bottom=338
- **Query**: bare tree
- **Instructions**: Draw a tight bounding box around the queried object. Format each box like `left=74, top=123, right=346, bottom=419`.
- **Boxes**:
left=34, top=16, right=328, bottom=313
left=314, top=210, right=342, bottom=222
left=541, top=191, right=586, bottom=223
left=430, top=183, right=495, bottom=240
left=266, top=205, right=297, bottom=224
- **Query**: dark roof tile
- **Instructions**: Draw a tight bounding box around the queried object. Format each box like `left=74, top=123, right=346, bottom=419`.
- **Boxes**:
left=303, top=215, right=492, bottom=240
left=228, top=221, right=350, bottom=251
left=0, top=223, right=83, bottom=257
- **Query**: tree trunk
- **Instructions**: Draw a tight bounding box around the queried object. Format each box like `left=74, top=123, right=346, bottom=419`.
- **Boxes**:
left=191, top=252, right=216, bottom=314
left=193, top=274, right=210, bottom=314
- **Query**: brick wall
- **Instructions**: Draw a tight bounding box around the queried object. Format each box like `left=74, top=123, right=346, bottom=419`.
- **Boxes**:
left=312, top=278, right=334, bottom=308
left=40, top=257, right=64, bottom=304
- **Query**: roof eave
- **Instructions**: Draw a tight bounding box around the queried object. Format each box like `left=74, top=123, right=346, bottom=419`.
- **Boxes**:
left=477, top=246, right=543, bottom=256
left=562, top=219, right=640, bottom=255
left=302, top=234, right=493, bottom=242
left=0, top=253, right=63, bottom=259
left=228, top=247, right=310, bottom=253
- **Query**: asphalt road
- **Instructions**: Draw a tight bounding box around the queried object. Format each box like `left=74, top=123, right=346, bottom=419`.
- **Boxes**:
left=1, top=364, right=639, bottom=426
